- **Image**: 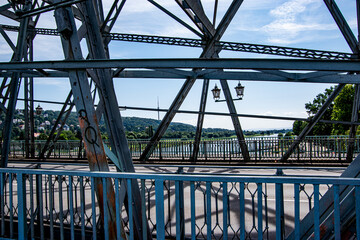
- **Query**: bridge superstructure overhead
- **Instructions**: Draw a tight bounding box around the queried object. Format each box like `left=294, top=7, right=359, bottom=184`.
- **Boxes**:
left=0, top=0, right=360, bottom=239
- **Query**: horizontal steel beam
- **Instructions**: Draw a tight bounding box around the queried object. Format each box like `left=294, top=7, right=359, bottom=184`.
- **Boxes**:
left=1, top=25, right=353, bottom=60
left=1, top=69, right=359, bottom=84
left=1, top=58, right=360, bottom=72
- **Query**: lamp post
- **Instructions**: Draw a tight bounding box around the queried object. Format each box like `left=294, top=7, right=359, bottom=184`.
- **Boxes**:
left=35, top=104, right=43, bottom=115
left=211, top=81, right=245, bottom=102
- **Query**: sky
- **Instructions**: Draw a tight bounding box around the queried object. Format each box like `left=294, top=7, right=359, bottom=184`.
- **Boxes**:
left=0, top=0, right=357, bottom=131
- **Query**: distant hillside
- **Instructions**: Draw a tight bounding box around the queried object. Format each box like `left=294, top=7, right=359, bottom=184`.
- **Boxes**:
left=122, top=117, right=196, bottom=132
left=4, top=110, right=292, bottom=140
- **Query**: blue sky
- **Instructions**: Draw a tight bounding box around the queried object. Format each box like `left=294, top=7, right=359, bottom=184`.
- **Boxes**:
left=0, top=0, right=357, bottom=130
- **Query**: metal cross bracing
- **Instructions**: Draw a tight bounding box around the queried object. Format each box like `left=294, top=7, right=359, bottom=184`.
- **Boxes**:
left=1, top=0, right=360, bottom=239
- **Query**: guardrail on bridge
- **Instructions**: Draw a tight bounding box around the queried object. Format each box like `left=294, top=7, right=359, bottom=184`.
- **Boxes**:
left=0, top=166, right=358, bottom=239
left=9, top=136, right=360, bottom=163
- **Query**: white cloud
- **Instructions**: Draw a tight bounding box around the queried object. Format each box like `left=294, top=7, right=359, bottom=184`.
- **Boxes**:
left=0, top=43, right=13, bottom=56
left=35, top=79, right=69, bottom=87
left=262, top=0, right=336, bottom=44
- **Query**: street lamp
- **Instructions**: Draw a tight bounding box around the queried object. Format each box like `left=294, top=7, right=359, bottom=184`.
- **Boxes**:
left=211, top=84, right=221, bottom=101
left=211, top=82, right=245, bottom=102
left=234, top=81, right=244, bottom=99
left=35, top=105, right=43, bottom=115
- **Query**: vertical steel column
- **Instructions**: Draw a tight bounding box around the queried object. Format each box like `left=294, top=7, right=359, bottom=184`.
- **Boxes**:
left=53, top=3, right=118, bottom=239
left=78, top=0, right=151, bottom=238
left=346, top=1, right=360, bottom=162
left=24, top=40, right=35, bottom=158
left=280, top=84, right=345, bottom=162
left=1, top=0, right=31, bottom=168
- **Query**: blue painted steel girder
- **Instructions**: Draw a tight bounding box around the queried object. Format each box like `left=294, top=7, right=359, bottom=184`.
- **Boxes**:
left=1, top=58, right=360, bottom=72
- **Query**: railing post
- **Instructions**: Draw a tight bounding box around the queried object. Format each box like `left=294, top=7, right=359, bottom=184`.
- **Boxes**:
left=155, top=179, right=165, bottom=240
left=254, top=140, right=257, bottom=162
left=175, top=168, right=185, bottom=240
left=338, top=138, right=341, bottom=162
left=17, top=173, right=27, bottom=240
left=204, top=141, right=207, bottom=161
left=257, top=183, right=263, bottom=239
left=275, top=169, right=284, bottom=240
left=159, top=142, right=162, bottom=161
left=36, top=166, right=44, bottom=239
left=228, top=141, right=232, bottom=162
left=206, top=182, right=212, bottom=240
left=309, top=139, right=312, bottom=162
left=223, top=141, right=226, bottom=161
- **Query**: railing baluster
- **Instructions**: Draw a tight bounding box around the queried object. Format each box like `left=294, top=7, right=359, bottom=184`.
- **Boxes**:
left=276, top=182, right=282, bottom=240
left=127, top=179, right=134, bottom=240
left=206, top=182, right=212, bottom=240
left=80, top=176, right=85, bottom=240
left=102, top=177, right=109, bottom=240
left=9, top=173, right=13, bottom=238
left=141, top=179, right=147, bottom=240
left=258, top=183, right=263, bottom=239
left=155, top=179, right=165, bottom=240
left=240, top=182, right=245, bottom=240
left=190, top=181, right=196, bottom=240
left=294, top=183, right=300, bottom=240
left=69, top=175, right=75, bottom=240
left=314, top=184, right=320, bottom=240
left=223, top=182, right=228, bottom=239
left=91, top=177, right=97, bottom=240
left=17, top=173, right=26, bottom=240
left=175, top=180, right=181, bottom=240
left=333, top=185, right=340, bottom=240
left=49, top=175, right=54, bottom=240
left=59, top=175, right=64, bottom=240
left=115, top=178, right=121, bottom=240
left=29, top=174, right=34, bottom=239
left=37, top=173, right=44, bottom=240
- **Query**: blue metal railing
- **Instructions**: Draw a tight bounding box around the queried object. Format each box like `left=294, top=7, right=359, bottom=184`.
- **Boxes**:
left=0, top=167, right=358, bottom=239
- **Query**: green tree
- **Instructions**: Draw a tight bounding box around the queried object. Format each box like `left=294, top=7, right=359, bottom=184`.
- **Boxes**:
left=292, top=120, right=307, bottom=135
left=294, top=87, right=334, bottom=136
left=331, top=84, right=354, bottom=135
left=294, top=85, right=357, bottom=136
left=38, top=133, right=48, bottom=140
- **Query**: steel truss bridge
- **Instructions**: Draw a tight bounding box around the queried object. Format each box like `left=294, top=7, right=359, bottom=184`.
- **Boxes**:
left=1, top=0, right=360, bottom=239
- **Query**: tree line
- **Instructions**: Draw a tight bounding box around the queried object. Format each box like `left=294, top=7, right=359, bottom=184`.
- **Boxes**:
left=293, top=84, right=356, bottom=136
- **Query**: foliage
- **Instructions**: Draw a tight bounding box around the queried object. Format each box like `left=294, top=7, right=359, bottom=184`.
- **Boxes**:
left=293, top=84, right=356, bottom=136
left=304, top=87, right=334, bottom=135
left=331, top=85, right=354, bottom=135
left=292, top=120, right=306, bottom=136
